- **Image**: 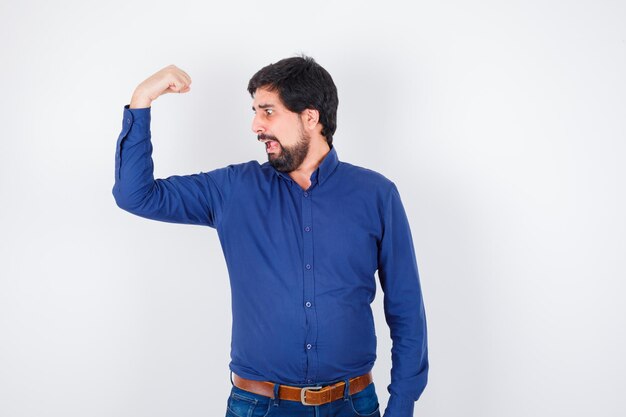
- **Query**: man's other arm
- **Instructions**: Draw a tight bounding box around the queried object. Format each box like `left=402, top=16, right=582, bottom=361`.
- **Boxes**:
left=378, top=182, right=429, bottom=417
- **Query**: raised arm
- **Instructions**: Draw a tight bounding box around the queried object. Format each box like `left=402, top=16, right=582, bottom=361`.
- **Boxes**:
left=112, top=65, right=236, bottom=228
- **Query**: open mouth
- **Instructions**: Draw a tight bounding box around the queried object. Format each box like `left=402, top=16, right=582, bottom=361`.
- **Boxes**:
left=265, top=140, right=280, bottom=153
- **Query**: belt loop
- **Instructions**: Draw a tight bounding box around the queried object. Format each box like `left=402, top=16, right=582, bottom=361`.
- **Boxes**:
left=272, top=383, right=280, bottom=407
left=343, top=378, right=351, bottom=401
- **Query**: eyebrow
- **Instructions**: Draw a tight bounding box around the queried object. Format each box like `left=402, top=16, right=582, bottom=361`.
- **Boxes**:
left=252, top=103, right=275, bottom=111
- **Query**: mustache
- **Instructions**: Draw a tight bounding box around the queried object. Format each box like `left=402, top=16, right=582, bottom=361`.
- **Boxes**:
left=258, top=133, right=279, bottom=142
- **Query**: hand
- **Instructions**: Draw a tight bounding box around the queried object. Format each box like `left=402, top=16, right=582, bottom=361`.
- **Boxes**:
left=129, top=64, right=192, bottom=108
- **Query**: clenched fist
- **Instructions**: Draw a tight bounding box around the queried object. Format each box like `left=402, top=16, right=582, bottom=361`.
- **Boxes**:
left=129, top=64, right=192, bottom=109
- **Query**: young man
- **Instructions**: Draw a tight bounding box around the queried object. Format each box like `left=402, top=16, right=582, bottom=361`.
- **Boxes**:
left=113, top=56, right=428, bottom=417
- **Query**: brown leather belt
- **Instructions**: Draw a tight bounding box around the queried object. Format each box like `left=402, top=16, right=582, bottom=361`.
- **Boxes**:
left=232, top=372, right=373, bottom=406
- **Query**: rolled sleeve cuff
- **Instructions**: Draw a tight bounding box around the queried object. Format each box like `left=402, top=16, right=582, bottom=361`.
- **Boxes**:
left=383, top=395, right=415, bottom=417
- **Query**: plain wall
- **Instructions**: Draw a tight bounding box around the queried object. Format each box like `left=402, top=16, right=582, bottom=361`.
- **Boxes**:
left=1, top=0, right=624, bottom=416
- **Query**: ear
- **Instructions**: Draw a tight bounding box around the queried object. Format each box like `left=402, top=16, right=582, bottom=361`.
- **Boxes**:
left=301, top=108, right=320, bottom=129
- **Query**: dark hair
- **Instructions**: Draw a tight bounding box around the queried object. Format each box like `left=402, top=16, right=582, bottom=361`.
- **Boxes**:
left=247, top=54, right=338, bottom=147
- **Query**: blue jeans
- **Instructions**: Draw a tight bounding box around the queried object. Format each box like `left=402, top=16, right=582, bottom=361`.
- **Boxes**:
left=225, top=375, right=381, bottom=417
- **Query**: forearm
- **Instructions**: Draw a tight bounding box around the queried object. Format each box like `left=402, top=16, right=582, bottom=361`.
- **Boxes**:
left=112, top=104, right=155, bottom=211
left=383, top=293, right=429, bottom=417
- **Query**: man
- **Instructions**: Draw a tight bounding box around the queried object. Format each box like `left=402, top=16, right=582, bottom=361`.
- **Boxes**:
left=112, top=55, right=428, bottom=417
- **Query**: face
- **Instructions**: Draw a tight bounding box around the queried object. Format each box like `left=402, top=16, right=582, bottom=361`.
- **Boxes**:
left=251, top=87, right=311, bottom=172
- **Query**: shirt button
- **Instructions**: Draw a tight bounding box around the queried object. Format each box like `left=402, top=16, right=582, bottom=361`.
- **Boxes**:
left=305, top=301, right=312, bottom=307
left=126, top=119, right=131, bottom=124
left=306, top=344, right=312, bottom=350
left=305, top=264, right=311, bottom=270
left=305, top=226, right=311, bottom=232
left=303, top=192, right=309, bottom=197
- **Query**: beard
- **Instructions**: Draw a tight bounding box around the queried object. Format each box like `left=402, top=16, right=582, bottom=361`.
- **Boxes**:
left=266, top=126, right=311, bottom=173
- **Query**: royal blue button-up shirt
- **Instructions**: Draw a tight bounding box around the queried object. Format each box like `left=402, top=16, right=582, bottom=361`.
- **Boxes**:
left=112, top=104, right=428, bottom=416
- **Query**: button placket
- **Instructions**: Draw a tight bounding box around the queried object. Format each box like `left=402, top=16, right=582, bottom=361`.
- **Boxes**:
left=301, top=189, right=318, bottom=381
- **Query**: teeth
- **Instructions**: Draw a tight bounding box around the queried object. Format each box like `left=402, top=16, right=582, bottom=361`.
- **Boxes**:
left=263, top=140, right=278, bottom=150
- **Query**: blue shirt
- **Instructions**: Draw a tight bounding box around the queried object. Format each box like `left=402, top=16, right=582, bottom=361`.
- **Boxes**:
left=112, top=104, right=428, bottom=417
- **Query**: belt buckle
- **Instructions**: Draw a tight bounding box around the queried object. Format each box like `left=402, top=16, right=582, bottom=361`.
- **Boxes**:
left=300, top=385, right=323, bottom=406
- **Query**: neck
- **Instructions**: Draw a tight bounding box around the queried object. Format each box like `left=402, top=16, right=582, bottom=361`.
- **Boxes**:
left=288, top=138, right=331, bottom=187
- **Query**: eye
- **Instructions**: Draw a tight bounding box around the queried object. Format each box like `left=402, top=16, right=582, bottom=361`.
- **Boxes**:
left=265, top=109, right=274, bottom=115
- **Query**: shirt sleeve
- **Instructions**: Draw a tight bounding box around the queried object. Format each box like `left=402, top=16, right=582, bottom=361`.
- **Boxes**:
left=112, top=104, right=237, bottom=229
left=377, top=182, right=429, bottom=417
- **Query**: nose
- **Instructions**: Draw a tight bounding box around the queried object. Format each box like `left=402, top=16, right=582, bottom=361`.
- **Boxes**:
left=251, top=113, right=265, bottom=135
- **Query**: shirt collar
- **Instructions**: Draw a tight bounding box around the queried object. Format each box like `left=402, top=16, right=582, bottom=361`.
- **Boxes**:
left=273, top=145, right=340, bottom=187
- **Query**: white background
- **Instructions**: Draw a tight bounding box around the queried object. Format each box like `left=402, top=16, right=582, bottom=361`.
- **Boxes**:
left=1, top=1, right=625, bottom=416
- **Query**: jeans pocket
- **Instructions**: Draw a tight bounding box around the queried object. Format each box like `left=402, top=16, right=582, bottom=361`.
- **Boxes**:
left=349, top=383, right=380, bottom=417
left=226, top=386, right=272, bottom=417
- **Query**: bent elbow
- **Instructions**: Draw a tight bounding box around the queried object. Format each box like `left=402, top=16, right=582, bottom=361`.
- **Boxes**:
left=111, top=183, right=147, bottom=214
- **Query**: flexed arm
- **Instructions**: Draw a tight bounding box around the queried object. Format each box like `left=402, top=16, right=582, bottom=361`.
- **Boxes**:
left=113, top=65, right=236, bottom=229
